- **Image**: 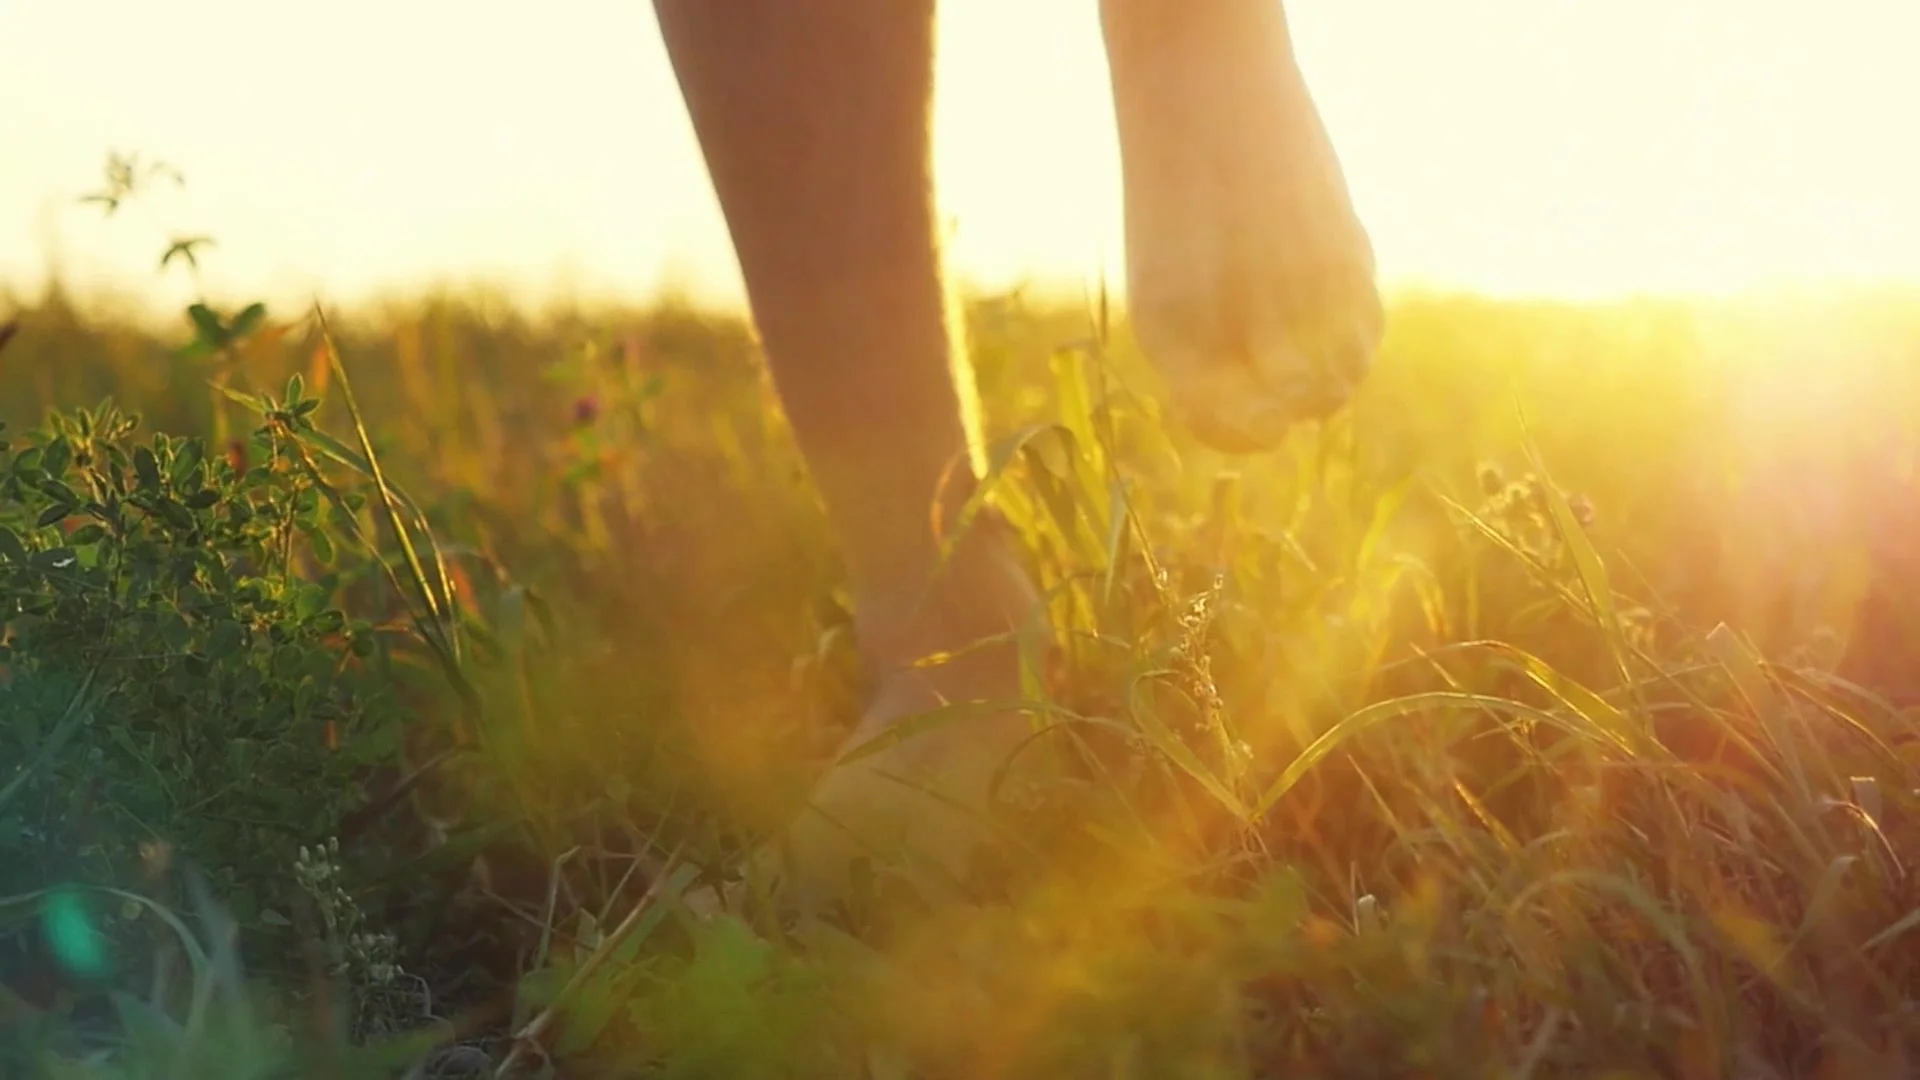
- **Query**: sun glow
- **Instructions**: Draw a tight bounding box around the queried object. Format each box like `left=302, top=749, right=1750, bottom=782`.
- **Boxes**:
left=2, top=0, right=1918, bottom=318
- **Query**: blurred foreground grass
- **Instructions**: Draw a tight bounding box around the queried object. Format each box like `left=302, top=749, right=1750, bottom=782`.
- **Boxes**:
left=1, top=272, right=1918, bottom=1077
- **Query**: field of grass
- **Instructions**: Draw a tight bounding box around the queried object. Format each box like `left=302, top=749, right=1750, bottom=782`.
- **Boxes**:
left=2, top=234, right=1919, bottom=1077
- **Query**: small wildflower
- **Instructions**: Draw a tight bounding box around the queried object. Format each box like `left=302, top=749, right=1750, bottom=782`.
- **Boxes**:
left=293, top=835, right=403, bottom=996
left=139, top=839, right=172, bottom=879
left=1355, top=893, right=1384, bottom=932
left=571, top=394, right=600, bottom=426
left=1568, top=493, right=1596, bottom=526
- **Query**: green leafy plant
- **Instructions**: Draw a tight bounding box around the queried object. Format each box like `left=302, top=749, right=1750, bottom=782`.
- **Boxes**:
left=76, top=155, right=277, bottom=448
left=0, top=393, right=410, bottom=1001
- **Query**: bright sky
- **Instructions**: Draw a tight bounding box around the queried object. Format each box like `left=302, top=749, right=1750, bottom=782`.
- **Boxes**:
left=5, top=0, right=1919, bottom=321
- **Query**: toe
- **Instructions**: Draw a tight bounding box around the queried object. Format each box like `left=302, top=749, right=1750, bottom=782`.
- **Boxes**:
left=1283, top=306, right=1383, bottom=422
left=1150, top=282, right=1381, bottom=454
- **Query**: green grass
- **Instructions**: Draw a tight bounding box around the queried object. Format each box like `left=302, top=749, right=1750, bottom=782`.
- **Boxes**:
left=2, top=245, right=1919, bottom=1077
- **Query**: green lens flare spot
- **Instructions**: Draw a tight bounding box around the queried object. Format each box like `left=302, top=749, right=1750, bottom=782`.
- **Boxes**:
left=42, top=886, right=113, bottom=980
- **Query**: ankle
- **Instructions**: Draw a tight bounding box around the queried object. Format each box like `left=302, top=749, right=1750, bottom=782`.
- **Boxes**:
left=850, top=504, right=1037, bottom=677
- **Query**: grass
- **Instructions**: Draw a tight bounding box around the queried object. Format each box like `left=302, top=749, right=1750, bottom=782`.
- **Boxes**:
left=2, top=236, right=1919, bottom=1077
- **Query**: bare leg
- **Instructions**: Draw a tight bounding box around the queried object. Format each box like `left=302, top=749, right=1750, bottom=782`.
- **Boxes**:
left=654, top=0, right=1039, bottom=898
left=654, top=0, right=1383, bottom=901
left=654, top=0, right=974, bottom=604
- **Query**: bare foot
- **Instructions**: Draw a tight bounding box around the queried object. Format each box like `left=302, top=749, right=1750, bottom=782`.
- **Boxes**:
left=771, top=505, right=1047, bottom=905
left=1104, top=0, right=1383, bottom=452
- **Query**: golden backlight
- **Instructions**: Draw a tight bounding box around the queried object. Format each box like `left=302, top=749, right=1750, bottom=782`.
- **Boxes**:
left=1, top=0, right=1916, bottom=317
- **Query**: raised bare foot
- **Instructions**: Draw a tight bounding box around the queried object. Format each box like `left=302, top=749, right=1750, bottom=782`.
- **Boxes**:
left=1103, top=0, right=1383, bottom=452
